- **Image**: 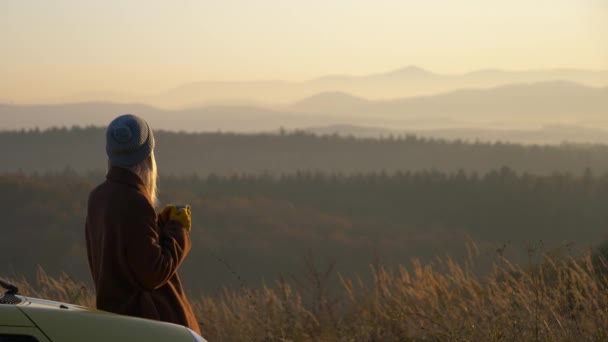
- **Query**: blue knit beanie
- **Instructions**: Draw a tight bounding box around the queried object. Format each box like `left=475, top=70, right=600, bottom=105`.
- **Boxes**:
left=106, top=114, right=155, bottom=167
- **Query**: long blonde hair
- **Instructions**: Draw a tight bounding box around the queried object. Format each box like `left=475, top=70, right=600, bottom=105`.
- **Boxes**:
left=108, top=153, right=159, bottom=208
left=129, top=153, right=159, bottom=208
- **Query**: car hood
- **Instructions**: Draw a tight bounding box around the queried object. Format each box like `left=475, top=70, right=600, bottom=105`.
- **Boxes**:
left=0, top=304, right=34, bottom=327
left=16, top=296, right=195, bottom=342
left=17, top=295, right=95, bottom=311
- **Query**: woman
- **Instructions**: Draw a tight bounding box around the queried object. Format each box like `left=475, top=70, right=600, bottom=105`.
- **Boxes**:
left=85, top=114, right=201, bottom=335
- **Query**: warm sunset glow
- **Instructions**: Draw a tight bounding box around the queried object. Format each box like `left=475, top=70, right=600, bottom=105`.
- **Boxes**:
left=1, top=0, right=606, bottom=105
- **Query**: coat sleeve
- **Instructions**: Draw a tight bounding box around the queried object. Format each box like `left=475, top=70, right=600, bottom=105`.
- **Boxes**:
left=122, top=193, right=191, bottom=290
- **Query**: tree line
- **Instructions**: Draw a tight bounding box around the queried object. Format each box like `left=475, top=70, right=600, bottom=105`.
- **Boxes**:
left=2, top=126, right=608, bottom=175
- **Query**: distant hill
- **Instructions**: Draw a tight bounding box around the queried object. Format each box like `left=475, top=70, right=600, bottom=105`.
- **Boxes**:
left=0, top=102, right=296, bottom=132
left=290, top=81, right=608, bottom=125
left=2, top=81, right=607, bottom=135
left=147, top=66, right=608, bottom=108
left=0, top=102, right=159, bottom=129
left=289, top=91, right=370, bottom=114
left=49, top=66, right=608, bottom=108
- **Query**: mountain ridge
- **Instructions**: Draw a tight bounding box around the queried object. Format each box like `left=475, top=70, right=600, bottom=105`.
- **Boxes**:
left=1, top=81, right=606, bottom=135
left=49, top=66, right=607, bottom=109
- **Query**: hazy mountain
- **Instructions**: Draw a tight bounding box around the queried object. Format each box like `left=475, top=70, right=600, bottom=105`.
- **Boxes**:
left=310, top=65, right=437, bottom=83
left=463, top=68, right=608, bottom=86
left=0, top=102, right=338, bottom=132
left=2, top=81, right=607, bottom=141
left=0, top=102, right=158, bottom=129
left=289, top=91, right=370, bottom=114
left=145, top=66, right=608, bottom=108
left=290, top=81, right=608, bottom=128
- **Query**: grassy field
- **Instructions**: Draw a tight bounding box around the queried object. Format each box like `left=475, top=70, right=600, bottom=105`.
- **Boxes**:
left=5, top=243, right=608, bottom=341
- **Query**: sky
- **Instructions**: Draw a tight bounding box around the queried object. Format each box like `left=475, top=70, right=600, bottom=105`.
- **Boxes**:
left=1, top=0, right=607, bottom=104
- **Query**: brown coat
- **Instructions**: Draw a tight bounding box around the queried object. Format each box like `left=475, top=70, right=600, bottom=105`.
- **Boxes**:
left=85, top=167, right=200, bottom=334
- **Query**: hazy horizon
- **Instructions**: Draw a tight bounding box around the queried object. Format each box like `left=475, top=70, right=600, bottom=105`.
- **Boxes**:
left=1, top=1, right=607, bottom=143
left=2, top=1, right=607, bottom=105
left=1, top=66, right=607, bottom=113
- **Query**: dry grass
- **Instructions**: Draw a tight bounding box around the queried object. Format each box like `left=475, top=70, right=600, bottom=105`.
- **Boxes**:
left=4, top=244, right=608, bottom=341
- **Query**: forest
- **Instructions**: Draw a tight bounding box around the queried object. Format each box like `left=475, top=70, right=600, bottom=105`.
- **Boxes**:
left=2, top=126, right=608, bottom=175
left=2, top=167, right=607, bottom=293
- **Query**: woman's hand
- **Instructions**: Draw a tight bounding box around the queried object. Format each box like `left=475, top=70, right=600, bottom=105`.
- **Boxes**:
left=158, top=205, right=175, bottom=227
left=158, top=205, right=192, bottom=232
left=171, top=205, right=192, bottom=232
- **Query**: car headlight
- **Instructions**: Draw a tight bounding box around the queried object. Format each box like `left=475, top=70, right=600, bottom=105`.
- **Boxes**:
left=187, top=328, right=208, bottom=342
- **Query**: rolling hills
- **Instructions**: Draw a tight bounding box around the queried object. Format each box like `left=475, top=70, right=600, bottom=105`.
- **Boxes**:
left=2, top=81, right=607, bottom=136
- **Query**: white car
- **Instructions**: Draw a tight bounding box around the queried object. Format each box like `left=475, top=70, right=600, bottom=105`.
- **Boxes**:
left=0, top=279, right=207, bottom=342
